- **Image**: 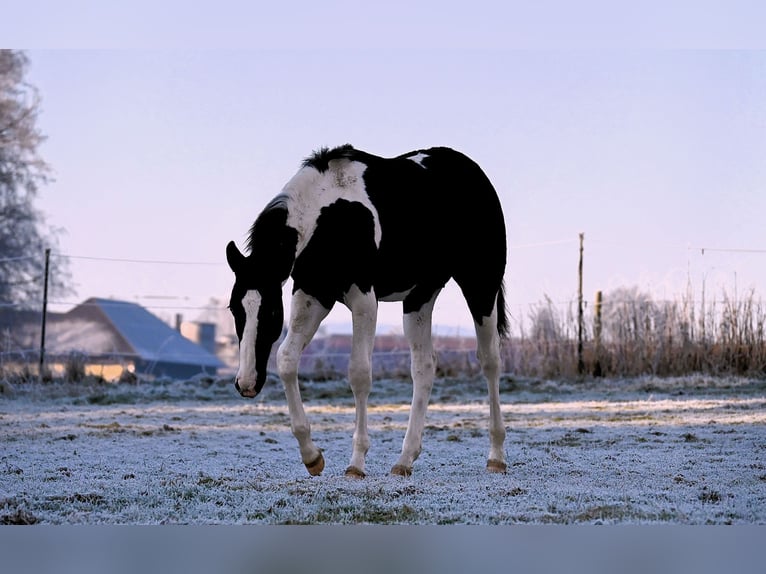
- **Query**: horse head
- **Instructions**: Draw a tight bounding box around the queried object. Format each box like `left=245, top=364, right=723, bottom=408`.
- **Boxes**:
left=226, top=240, right=284, bottom=397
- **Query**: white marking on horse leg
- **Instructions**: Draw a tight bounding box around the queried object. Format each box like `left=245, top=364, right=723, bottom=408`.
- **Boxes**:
left=475, top=305, right=507, bottom=472
left=392, top=290, right=440, bottom=476
left=276, top=289, right=330, bottom=474
left=343, top=285, right=377, bottom=477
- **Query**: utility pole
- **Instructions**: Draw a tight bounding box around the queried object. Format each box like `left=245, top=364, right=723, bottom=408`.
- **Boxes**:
left=39, top=248, right=51, bottom=381
left=577, top=233, right=585, bottom=376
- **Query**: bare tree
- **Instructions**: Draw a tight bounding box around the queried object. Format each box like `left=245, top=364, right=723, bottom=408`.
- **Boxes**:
left=0, top=50, right=70, bottom=308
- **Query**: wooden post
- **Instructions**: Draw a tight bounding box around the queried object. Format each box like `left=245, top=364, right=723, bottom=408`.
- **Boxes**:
left=594, top=290, right=603, bottom=377
left=39, top=248, right=51, bottom=381
left=577, top=233, right=585, bottom=376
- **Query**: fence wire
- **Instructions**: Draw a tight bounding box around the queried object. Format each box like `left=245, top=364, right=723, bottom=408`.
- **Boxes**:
left=3, top=239, right=766, bottom=380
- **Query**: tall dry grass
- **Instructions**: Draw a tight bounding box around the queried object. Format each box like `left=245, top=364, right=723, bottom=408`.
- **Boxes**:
left=504, top=285, right=766, bottom=379
left=5, top=285, right=765, bottom=384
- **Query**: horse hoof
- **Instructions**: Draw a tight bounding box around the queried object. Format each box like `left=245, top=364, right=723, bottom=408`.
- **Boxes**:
left=305, top=452, right=325, bottom=476
left=344, top=466, right=366, bottom=479
left=487, top=459, right=507, bottom=473
left=390, top=464, right=412, bottom=477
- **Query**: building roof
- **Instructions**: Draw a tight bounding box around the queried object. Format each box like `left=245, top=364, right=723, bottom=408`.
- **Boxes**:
left=2, top=298, right=224, bottom=374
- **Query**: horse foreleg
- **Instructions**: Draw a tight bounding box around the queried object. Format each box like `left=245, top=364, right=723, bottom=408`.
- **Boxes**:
left=392, top=292, right=439, bottom=476
left=277, top=290, right=330, bottom=475
left=343, top=286, right=377, bottom=478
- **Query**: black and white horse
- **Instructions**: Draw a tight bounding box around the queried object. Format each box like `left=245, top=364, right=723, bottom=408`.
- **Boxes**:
left=226, top=145, right=508, bottom=477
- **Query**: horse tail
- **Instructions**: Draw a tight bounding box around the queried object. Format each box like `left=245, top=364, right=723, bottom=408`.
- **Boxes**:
left=496, top=280, right=509, bottom=339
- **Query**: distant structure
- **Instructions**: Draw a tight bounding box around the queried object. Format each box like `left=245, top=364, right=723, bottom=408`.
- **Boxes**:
left=0, top=298, right=224, bottom=380
left=179, top=320, right=217, bottom=355
left=263, top=331, right=479, bottom=379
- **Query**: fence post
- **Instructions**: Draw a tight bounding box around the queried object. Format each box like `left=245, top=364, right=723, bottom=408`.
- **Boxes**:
left=39, top=248, right=51, bottom=381
left=594, top=290, right=603, bottom=377
left=577, top=233, right=585, bottom=375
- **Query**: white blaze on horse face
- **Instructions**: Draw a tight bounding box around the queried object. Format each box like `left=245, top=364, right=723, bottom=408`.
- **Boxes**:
left=283, top=161, right=382, bottom=255
left=236, top=290, right=262, bottom=390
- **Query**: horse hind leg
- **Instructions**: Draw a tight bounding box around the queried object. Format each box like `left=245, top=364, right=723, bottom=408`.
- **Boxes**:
left=474, top=303, right=507, bottom=473
left=391, top=290, right=440, bottom=477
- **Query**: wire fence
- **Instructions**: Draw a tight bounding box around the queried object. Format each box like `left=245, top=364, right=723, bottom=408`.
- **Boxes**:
left=1, top=251, right=228, bottom=313
left=3, top=236, right=766, bottom=381
left=4, top=236, right=766, bottom=307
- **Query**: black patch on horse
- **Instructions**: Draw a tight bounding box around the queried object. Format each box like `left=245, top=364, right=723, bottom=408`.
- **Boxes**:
left=246, top=199, right=298, bottom=285
left=292, top=199, right=377, bottom=309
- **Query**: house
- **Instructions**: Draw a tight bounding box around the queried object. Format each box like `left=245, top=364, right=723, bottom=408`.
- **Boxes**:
left=270, top=330, right=480, bottom=378
left=0, top=298, right=224, bottom=380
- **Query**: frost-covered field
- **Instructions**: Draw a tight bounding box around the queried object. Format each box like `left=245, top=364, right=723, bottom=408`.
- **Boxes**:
left=2, top=375, right=765, bottom=525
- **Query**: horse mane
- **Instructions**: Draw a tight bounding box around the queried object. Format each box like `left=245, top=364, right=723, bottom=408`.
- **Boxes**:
left=301, top=144, right=357, bottom=173
left=246, top=194, right=290, bottom=254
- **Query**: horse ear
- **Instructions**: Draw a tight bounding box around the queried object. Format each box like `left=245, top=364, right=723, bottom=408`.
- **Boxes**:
left=226, top=241, right=246, bottom=273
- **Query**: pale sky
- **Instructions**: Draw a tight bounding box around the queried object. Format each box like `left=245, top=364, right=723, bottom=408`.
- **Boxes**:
left=9, top=4, right=766, bottom=334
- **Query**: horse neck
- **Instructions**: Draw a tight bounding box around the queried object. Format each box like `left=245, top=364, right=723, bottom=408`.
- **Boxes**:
left=249, top=207, right=298, bottom=286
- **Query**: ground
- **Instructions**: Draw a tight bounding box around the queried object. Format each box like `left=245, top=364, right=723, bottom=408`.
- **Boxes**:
left=1, top=374, right=765, bottom=524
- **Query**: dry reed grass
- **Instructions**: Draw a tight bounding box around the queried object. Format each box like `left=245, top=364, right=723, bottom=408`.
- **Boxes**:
left=4, top=285, right=766, bottom=384
left=505, top=286, right=766, bottom=379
